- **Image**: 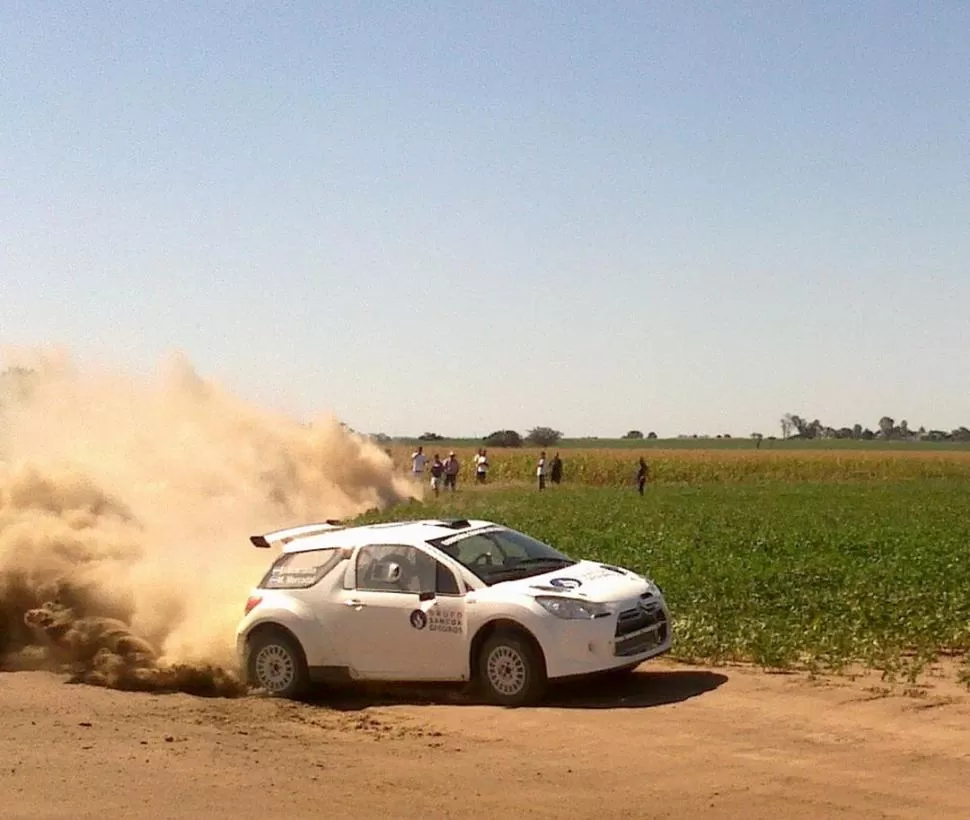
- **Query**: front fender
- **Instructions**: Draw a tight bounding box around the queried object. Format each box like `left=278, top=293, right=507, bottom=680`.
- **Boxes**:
left=466, top=597, right=559, bottom=671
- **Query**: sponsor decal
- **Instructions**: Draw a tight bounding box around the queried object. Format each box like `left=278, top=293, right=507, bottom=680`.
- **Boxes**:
left=427, top=608, right=463, bottom=634
left=549, top=577, right=582, bottom=590
left=410, top=607, right=463, bottom=634
left=409, top=609, right=428, bottom=630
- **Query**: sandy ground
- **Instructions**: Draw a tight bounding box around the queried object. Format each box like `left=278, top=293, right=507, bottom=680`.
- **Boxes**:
left=2, top=661, right=969, bottom=820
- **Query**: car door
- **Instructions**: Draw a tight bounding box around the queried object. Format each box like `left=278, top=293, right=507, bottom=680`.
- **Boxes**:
left=334, top=543, right=467, bottom=681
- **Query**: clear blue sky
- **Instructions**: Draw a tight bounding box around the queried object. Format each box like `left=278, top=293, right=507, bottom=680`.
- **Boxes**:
left=2, top=1, right=968, bottom=438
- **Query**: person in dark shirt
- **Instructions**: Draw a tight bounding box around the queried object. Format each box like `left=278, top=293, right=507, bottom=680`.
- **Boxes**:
left=549, top=452, right=563, bottom=485
left=636, top=457, right=649, bottom=495
left=429, top=454, right=445, bottom=496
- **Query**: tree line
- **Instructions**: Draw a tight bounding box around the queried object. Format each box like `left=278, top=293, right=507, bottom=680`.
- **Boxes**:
left=777, top=413, right=970, bottom=442
left=10, top=368, right=966, bottom=445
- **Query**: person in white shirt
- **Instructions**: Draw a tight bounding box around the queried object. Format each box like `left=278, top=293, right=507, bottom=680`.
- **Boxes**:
left=411, top=446, right=427, bottom=478
left=536, top=451, right=546, bottom=491
left=474, top=449, right=489, bottom=484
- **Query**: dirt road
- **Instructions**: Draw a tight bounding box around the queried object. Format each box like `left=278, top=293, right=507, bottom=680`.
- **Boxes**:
left=2, top=661, right=969, bottom=819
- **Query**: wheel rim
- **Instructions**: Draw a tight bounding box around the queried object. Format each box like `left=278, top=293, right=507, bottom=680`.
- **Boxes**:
left=486, top=644, right=527, bottom=697
left=254, top=644, right=296, bottom=692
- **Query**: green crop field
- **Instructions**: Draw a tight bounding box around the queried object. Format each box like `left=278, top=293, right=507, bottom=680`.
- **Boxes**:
left=355, top=472, right=970, bottom=685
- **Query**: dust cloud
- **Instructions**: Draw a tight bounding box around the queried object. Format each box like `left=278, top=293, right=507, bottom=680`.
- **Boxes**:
left=0, top=346, right=420, bottom=695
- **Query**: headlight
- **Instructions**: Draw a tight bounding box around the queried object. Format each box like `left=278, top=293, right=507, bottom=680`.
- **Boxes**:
left=639, top=576, right=663, bottom=596
left=534, top=596, right=610, bottom=620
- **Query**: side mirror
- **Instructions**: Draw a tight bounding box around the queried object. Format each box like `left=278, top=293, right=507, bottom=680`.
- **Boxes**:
left=418, top=590, right=436, bottom=602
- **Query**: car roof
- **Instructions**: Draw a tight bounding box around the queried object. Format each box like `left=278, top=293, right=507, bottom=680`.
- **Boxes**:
left=275, top=518, right=499, bottom=554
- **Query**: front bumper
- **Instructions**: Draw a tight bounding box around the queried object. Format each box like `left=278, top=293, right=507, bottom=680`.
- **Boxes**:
left=542, top=593, right=672, bottom=679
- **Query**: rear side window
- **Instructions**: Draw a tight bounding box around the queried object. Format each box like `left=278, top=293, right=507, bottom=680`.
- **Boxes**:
left=260, top=549, right=344, bottom=589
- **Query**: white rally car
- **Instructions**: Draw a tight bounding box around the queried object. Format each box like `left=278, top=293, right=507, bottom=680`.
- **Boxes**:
left=236, top=518, right=671, bottom=706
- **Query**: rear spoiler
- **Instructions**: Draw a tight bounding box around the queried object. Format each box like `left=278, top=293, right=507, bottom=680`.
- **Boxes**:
left=249, top=520, right=344, bottom=549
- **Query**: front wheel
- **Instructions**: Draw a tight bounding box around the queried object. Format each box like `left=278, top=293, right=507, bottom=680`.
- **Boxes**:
left=246, top=630, right=311, bottom=699
left=478, top=631, right=547, bottom=707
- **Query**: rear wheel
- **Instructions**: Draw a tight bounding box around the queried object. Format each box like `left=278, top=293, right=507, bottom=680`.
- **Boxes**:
left=246, top=629, right=310, bottom=699
left=478, top=630, right=547, bottom=707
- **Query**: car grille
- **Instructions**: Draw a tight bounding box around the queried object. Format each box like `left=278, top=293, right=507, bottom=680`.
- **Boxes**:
left=613, top=594, right=668, bottom=657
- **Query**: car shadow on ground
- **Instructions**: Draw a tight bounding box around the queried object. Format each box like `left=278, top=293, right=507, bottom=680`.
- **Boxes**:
left=308, top=669, right=728, bottom=711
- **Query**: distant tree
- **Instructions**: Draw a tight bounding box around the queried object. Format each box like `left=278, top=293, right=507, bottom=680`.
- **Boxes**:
left=878, top=416, right=895, bottom=439
left=483, top=429, right=523, bottom=448
left=647, top=431, right=658, bottom=439
left=525, top=426, right=563, bottom=447
left=852, top=423, right=863, bottom=439
left=622, top=430, right=644, bottom=440
left=418, top=432, right=444, bottom=441
left=861, top=428, right=875, bottom=440
left=370, top=433, right=391, bottom=444
left=751, top=432, right=763, bottom=441
left=780, top=415, right=793, bottom=439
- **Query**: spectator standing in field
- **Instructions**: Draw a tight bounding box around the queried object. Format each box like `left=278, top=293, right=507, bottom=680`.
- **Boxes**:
left=475, top=448, right=489, bottom=484
left=411, top=446, right=427, bottom=480
left=429, top=454, right=444, bottom=496
left=443, top=451, right=460, bottom=491
left=549, top=452, right=563, bottom=485
left=537, top=451, right=547, bottom=491
left=636, top=457, right=649, bottom=495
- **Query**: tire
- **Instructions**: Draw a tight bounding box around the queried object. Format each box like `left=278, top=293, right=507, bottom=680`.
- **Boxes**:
left=477, top=630, right=547, bottom=707
left=246, top=629, right=311, bottom=699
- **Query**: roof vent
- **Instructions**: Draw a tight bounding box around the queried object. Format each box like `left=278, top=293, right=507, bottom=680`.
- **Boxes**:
left=436, top=518, right=471, bottom=529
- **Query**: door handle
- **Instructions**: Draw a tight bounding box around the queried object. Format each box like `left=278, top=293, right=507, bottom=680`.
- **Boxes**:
left=344, top=599, right=366, bottom=609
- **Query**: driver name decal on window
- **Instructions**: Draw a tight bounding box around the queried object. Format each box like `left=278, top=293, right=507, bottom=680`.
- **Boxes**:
left=261, top=549, right=344, bottom=590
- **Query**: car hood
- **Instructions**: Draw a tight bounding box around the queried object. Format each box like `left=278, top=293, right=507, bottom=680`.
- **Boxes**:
left=485, top=559, right=651, bottom=603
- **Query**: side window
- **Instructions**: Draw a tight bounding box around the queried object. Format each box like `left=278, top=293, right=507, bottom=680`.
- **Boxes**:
left=355, top=545, right=461, bottom=595
left=260, top=549, right=343, bottom=590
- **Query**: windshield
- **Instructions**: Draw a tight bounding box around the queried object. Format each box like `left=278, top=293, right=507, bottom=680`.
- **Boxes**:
left=428, top=526, right=576, bottom=585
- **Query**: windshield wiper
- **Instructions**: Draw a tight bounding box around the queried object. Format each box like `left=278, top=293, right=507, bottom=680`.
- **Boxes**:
left=511, top=557, right=573, bottom=568
left=480, top=557, right=574, bottom=582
